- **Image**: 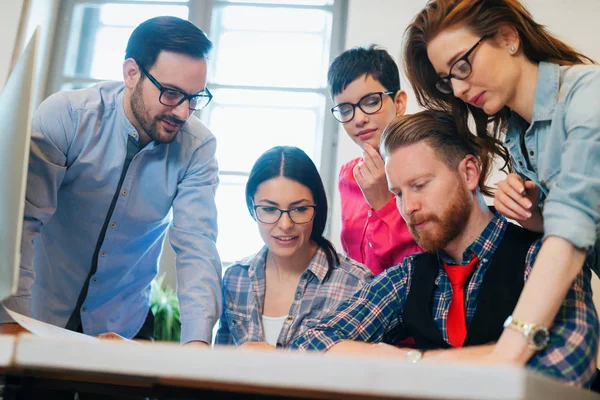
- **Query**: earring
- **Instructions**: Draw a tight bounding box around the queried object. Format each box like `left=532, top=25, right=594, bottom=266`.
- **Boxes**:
left=510, top=46, right=516, bottom=52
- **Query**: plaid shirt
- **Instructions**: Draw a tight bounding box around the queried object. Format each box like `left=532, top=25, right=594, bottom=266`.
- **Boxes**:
left=214, top=246, right=373, bottom=347
left=290, top=213, right=599, bottom=388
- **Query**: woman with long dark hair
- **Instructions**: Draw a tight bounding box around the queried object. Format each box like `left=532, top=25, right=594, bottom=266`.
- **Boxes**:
left=403, top=0, right=599, bottom=368
left=215, top=146, right=372, bottom=348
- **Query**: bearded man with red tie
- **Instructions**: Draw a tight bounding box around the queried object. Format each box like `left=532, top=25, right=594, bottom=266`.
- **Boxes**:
left=289, top=110, right=599, bottom=389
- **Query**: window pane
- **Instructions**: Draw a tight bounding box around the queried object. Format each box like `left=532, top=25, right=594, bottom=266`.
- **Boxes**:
left=60, top=82, right=97, bottom=91
left=210, top=5, right=331, bottom=88
left=213, top=31, right=327, bottom=87
left=216, top=175, right=264, bottom=263
left=219, top=0, right=333, bottom=5
left=206, top=88, right=325, bottom=172
left=64, top=3, right=188, bottom=80
left=221, top=6, right=327, bottom=32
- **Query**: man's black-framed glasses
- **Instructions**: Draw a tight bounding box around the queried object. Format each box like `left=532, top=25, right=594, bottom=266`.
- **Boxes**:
left=435, top=36, right=491, bottom=95
left=139, top=65, right=213, bottom=111
left=331, top=91, right=395, bottom=123
left=253, top=205, right=317, bottom=224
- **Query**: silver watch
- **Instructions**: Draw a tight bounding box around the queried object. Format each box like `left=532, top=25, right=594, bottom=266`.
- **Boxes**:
left=405, top=349, right=424, bottom=363
left=503, top=315, right=550, bottom=351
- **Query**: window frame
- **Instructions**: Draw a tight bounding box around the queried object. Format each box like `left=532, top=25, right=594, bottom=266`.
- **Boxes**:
left=46, top=0, right=348, bottom=260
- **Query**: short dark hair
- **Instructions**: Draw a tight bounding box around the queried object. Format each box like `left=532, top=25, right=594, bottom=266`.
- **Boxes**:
left=125, top=16, right=213, bottom=71
left=327, top=45, right=401, bottom=98
left=245, top=146, right=340, bottom=270
left=381, top=110, right=493, bottom=196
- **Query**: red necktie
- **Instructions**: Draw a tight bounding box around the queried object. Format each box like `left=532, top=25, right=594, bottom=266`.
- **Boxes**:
left=441, top=254, right=479, bottom=348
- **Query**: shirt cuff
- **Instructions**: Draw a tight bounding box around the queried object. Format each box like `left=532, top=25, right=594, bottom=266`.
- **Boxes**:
left=180, top=317, right=217, bottom=344
left=372, top=198, right=398, bottom=220
left=543, top=201, right=597, bottom=251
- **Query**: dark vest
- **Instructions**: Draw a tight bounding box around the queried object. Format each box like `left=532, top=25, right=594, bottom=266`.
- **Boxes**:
left=402, top=223, right=540, bottom=350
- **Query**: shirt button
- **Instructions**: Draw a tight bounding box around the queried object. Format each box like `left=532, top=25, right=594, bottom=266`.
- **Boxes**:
left=122, top=189, right=128, bottom=196
left=92, top=277, right=98, bottom=284
left=110, top=222, right=116, bottom=228
left=101, top=251, right=107, bottom=257
left=518, top=161, right=524, bottom=166
left=287, top=315, right=293, bottom=321
left=132, top=132, right=137, bottom=138
left=82, top=307, right=87, bottom=312
left=529, top=151, right=534, bottom=156
left=368, top=210, right=372, bottom=218
left=295, top=291, right=302, bottom=298
left=369, top=242, right=373, bottom=248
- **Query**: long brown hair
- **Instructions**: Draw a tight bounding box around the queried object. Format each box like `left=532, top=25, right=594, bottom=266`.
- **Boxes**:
left=403, top=0, right=594, bottom=171
left=381, top=110, right=493, bottom=196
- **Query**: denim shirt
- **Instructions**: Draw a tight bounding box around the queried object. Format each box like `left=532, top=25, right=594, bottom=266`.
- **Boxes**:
left=0, top=81, right=222, bottom=343
left=505, top=61, right=600, bottom=267
left=215, top=246, right=373, bottom=347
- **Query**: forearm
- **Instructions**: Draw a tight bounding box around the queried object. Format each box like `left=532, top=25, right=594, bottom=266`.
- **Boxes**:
left=423, top=344, right=495, bottom=362
left=172, top=230, right=222, bottom=343
left=494, top=236, right=586, bottom=364
left=327, top=340, right=376, bottom=354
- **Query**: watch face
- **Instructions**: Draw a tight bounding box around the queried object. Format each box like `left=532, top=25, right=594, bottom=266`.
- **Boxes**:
left=406, top=350, right=423, bottom=363
left=531, top=328, right=550, bottom=350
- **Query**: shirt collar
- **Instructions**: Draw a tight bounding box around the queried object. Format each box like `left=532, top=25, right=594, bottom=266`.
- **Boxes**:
left=507, top=61, right=560, bottom=132
left=529, top=61, right=561, bottom=123
left=243, top=246, right=330, bottom=284
left=438, top=211, right=508, bottom=266
left=116, top=88, right=142, bottom=144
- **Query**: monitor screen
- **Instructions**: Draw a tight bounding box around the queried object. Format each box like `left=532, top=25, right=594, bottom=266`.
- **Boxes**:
left=0, top=30, right=38, bottom=302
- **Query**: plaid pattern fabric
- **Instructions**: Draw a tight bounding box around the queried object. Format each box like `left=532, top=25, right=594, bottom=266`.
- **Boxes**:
left=290, top=213, right=599, bottom=388
left=214, top=246, right=373, bottom=347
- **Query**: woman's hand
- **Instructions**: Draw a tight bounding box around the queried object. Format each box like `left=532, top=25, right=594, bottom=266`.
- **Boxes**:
left=494, top=174, right=544, bottom=232
left=353, top=143, right=393, bottom=211
left=240, top=341, right=276, bottom=351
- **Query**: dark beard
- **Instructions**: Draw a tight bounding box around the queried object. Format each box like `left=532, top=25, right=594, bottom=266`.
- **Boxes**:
left=407, top=181, right=472, bottom=252
left=130, top=81, right=185, bottom=144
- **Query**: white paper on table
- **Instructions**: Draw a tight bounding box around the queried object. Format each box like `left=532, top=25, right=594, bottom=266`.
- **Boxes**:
left=3, top=306, right=98, bottom=341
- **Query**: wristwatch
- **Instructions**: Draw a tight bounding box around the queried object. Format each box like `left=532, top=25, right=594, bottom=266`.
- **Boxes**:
left=405, top=349, right=424, bottom=363
left=503, top=315, right=550, bottom=351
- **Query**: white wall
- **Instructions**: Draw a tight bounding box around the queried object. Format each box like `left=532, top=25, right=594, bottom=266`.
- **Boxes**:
left=0, top=1, right=25, bottom=89
left=330, top=0, right=600, bottom=249
left=18, top=0, right=60, bottom=108
left=0, top=0, right=59, bottom=108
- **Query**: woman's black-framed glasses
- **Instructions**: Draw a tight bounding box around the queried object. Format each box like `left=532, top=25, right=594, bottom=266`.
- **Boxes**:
left=253, top=205, right=317, bottom=224
left=331, top=91, right=395, bottom=123
left=435, top=35, right=491, bottom=95
left=139, top=65, right=213, bottom=111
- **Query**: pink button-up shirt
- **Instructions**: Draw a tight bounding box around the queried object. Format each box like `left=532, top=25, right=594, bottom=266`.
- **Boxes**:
left=339, top=157, right=422, bottom=275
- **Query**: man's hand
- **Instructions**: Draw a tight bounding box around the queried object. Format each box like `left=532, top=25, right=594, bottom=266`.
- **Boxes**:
left=353, top=143, right=393, bottom=211
left=0, top=323, right=29, bottom=335
left=96, top=332, right=142, bottom=344
left=240, top=341, right=276, bottom=351
left=184, top=340, right=210, bottom=348
left=365, top=343, right=411, bottom=358
left=494, top=174, right=543, bottom=232
left=329, top=340, right=409, bottom=358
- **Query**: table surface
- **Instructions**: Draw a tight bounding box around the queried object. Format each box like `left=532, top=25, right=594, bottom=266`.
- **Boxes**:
left=1, top=334, right=599, bottom=400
